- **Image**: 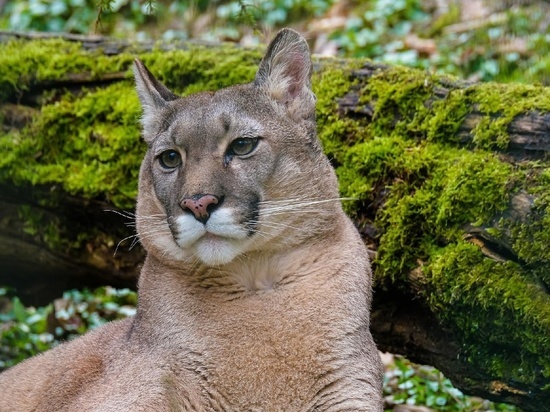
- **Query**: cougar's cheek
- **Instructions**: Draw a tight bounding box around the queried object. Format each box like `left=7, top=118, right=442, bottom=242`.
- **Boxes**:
left=206, top=208, right=249, bottom=240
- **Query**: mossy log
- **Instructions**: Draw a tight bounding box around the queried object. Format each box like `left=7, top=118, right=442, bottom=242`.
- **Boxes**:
left=0, top=32, right=549, bottom=410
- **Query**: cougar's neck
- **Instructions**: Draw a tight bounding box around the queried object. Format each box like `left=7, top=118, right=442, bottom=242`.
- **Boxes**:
left=131, top=214, right=354, bottom=341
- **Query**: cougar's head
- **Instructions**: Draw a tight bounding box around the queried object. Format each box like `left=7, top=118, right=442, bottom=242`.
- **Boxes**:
left=134, top=29, right=340, bottom=267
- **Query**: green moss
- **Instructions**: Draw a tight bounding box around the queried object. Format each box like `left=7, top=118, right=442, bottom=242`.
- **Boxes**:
left=313, top=58, right=365, bottom=158
left=425, top=241, right=550, bottom=385
left=504, top=169, right=550, bottom=289
left=333, top=123, right=512, bottom=280
left=138, top=47, right=260, bottom=95
left=0, top=39, right=134, bottom=101
left=0, top=82, right=142, bottom=208
left=426, top=87, right=471, bottom=143
left=319, top=62, right=549, bottom=390
left=468, top=83, right=550, bottom=149
left=360, top=66, right=437, bottom=141
left=356, top=64, right=550, bottom=151
left=312, top=58, right=370, bottom=215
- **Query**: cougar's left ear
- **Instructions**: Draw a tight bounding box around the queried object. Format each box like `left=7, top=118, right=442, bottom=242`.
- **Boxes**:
left=133, top=59, right=179, bottom=140
left=254, top=29, right=315, bottom=120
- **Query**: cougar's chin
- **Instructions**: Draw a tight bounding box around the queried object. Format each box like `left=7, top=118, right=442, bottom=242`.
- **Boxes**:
left=173, top=209, right=251, bottom=266
left=194, top=235, right=247, bottom=266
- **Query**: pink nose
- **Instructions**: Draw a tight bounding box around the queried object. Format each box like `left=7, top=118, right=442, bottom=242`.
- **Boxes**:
left=180, top=194, right=219, bottom=223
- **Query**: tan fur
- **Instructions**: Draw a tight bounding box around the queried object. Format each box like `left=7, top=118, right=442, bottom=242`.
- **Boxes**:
left=0, top=29, right=383, bottom=411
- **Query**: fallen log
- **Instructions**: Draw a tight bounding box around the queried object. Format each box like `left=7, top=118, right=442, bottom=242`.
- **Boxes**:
left=0, top=32, right=548, bottom=410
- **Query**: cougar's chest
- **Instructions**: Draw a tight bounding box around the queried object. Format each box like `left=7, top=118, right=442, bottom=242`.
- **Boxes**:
left=176, top=284, right=336, bottom=409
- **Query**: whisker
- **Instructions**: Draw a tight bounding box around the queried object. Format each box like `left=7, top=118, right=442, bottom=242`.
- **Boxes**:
left=259, top=197, right=356, bottom=211
left=188, top=254, right=202, bottom=273
left=128, top=237, right=140, bottom=250
left=125, top=221, right=167, bottom=231
left=249, top=220, right=304, bottom=233
left=260, top=209, right=325, bottom=215
left=136, top=228, right=169, bottom=238
left=257, top=197, right=309, bottom=205
left=244, top=227, right=270, bottom=241
left=104, top=209, right=136, bottom=219
left=104, top=209, right=167, bottom=220
left=114, top=233, right=139, bottom=256
left=114, top=226, right=169, bottom=255
left=130, top=233, right=165, bottom=250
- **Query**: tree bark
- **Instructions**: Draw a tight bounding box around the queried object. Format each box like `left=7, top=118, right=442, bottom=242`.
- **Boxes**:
left=0, top=184, right=141, bottom=303
left=0, top=32, right=548, bottom=411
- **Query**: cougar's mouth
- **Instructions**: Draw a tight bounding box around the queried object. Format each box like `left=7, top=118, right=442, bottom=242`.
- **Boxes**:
left=171, top=207, right=254, bottom=265
left=203, top=232, right=221, bottom=241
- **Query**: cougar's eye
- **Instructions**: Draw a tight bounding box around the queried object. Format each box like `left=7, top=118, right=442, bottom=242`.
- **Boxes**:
left=158, top=150, right=182, bottom=169
left=228, top=138, right=259, bottom=157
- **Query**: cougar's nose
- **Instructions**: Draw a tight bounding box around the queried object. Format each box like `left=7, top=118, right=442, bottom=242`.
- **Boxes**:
left=180, top=194, right=220, bottom=223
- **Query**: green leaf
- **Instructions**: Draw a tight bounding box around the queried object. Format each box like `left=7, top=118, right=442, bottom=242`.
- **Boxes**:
left=435, top=396, right=448, bottom=406
left=12, top=297, right=28, bottom=322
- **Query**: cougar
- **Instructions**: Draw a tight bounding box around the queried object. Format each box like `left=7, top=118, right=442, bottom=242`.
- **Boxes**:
left=0, top=29, right=383, bottom=411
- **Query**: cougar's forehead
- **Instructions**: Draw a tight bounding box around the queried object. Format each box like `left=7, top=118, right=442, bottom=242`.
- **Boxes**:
left=160, top=87, right=268, bottom=149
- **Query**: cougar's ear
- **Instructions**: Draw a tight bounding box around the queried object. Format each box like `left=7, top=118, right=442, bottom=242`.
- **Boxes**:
left=133, top=59, right=178, bottom=139
left=133, top=59, right=178, bottom=110
left=254, top=29, right=315, bottom=120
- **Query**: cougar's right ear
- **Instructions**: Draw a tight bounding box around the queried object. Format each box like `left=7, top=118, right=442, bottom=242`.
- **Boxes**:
left=133, top=59, right=178, bottom=139
left=254, top=29, right=315, bottom=121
